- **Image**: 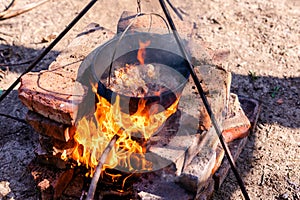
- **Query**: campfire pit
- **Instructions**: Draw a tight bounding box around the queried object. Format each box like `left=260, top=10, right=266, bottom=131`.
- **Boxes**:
left=68, top=32, right=194, bottom=198
left=19, top=12, right=261, bottom=200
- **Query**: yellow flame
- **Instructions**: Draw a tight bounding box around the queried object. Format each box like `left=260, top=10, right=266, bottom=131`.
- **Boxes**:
left=137, top=40, right=151, bottom=65
left=70, top=87, right=178, bottom=176
left=68, top=39, right=179, bottom=181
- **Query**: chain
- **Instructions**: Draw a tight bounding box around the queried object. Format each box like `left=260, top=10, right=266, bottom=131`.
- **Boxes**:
left=137, top=0, right=141, bottom=13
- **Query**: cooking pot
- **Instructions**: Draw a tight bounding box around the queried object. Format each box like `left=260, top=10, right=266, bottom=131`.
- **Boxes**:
left=91, top=32, right=190, bottom=115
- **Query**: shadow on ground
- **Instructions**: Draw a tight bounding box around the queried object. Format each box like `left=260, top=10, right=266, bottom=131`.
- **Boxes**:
left=214, top=73, right=299, bottom=199
left=0, top=44, right=60, bottom=199
left=231, top=73, right=299, bottom=129
left=0, top=43, right=299, bottom=199
left=0, top=44, right=59, bottom=74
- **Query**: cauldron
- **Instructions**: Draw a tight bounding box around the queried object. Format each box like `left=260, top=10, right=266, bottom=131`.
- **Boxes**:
left=91, top=32, right=190, bottom=115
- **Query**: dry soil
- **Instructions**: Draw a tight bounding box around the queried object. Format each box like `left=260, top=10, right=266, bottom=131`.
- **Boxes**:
left=0, top=0, right=299, bottom=200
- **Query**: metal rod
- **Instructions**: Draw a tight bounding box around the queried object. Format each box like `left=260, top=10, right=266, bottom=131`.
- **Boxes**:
left=86, top=134, right=118, bottom=200
left=158, top=0, right=251, bottom=199
left=166, top=0, right=183, bottom=20
left=0, top=0, right=99, bottom=103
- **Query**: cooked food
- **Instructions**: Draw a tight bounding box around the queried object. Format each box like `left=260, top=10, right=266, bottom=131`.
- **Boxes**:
left=105, top=63, right=183, bottom=97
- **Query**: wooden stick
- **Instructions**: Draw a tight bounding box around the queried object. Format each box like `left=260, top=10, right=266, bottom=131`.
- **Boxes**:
left=86, top=135, right=118, bottom=200
left=0, top=0, right=49, bottom=20
left=80, top=175, right=89, bottom=200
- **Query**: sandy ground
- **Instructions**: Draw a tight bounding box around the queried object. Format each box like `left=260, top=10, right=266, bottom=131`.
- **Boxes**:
left=0, top=0, right=299, bottom=199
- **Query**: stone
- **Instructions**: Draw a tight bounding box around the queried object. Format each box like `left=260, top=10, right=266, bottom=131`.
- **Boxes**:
left=26, top=111, right=75, bottom=142
left=28, top=159, right=78, bottom=200
left=147, top=63, right=231, bottom=176
left=175, top=94, right=258, bottom=195
left=211, top=145, right=225, bottom=175
left=134, top=166, right=194, bottom=200
left=213, top=96, right=261, bottom=189
left=213, top=137, right=249, bottom=190
left=147, top=110, right=202, bottom=175
left=0, top=181, right=11, bottom=199
left=222, top=94, right=251, bottom=143
left=18, top=71, right=86, bottom=125
left=18, top=24, right=115, bottom=125
left=178, top=148, right=216, bottom=193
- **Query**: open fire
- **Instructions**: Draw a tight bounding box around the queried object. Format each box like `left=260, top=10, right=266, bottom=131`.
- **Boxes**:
left=17, top=14, right=260, bottom=199
left=67, top=40, right=180, bottom=188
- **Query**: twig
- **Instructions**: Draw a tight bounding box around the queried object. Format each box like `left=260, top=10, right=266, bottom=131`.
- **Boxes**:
left=259, top=166, right=265, bottom=186
left=80, top=173, right=90, bottom=200
left=86, top=135, right=118, bottom=200
left=0, top=0, right=50, bottom=20
left=80, top=190, right=86, bottom=200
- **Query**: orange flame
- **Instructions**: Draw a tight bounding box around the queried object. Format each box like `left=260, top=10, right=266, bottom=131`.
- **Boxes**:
left=70, top=83, right=179, bottom=177
left=137, top=40, right=151, bottom=65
